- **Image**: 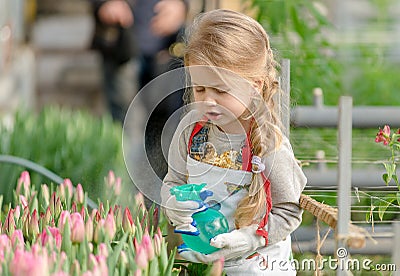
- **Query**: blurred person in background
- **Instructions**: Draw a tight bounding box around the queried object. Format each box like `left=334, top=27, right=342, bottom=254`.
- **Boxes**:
left=90, top=0, right=189, bottom=179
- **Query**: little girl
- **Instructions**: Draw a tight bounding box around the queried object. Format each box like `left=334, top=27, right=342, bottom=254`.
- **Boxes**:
left=161, top=9, right=306, bottom=275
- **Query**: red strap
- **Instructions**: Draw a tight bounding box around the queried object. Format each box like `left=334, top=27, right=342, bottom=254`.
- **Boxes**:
left=187, top=119, right=207, bottom=152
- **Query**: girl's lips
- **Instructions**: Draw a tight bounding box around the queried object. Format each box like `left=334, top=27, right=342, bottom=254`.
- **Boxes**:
left=205, top=112, right=222, bottom=120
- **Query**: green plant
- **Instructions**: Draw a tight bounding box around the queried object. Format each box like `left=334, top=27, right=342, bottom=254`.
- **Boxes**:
left=0, top=170, right=223, bottom=275
left=0, top=107, right=129, bottom=204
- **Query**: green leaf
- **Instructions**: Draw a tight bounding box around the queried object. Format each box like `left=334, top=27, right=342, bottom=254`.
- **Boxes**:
left=61, top=220, right=72, bottom=257
left=382, top=173, right=390, bottom=185
left=397, top=192, right=400, bottom=206
left=378, top=198, right=394, bottom=221
left=163, top=247, right=177, bottom=276
left=108, top=232, right=129, bottom=273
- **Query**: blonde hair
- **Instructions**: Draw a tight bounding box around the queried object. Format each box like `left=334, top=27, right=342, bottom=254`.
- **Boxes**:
left=184, top=9, right=283, bottom=228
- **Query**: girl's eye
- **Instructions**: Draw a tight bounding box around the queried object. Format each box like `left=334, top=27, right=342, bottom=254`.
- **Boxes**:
left=215, top=88, right=227, bottom=94
left=194, top=86, right=205, bottom=92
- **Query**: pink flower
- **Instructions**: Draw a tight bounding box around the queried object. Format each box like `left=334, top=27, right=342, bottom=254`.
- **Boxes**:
left=153, top=231, right=162, bottom=256
left=142, top=232, right=154, bottom=260
left=11, top=229, right=24, bottom=249
left=98, top=243, right=108, bottom=257
left=106, top=171, right=116, bottom=188
left=135, top=245, right=148, bottom=270
left=16, top=171, right=31, bottom=198
left=375, top=125, right=391, bottom=145
left=122, top=207, right=134, bottom=234
left=75, top=184, right=84, bottom=204
left=114, top=177, right=122, bottom=196
left=29, top=210, right=40, bottom=238
left=104, top=212, right=116, bottom=240
left=58, top=211, right=71, bottom=233
left=3, top=209, right=16, bottom=236
left=41, top=184, right=50, bottom=206
left=70, top=213, right=85, bottom=243
left=63, top=179, right=73, bottom=200
left=10, top=249, right=49, bottom=276
left=40, top=227, right=62, bottom=249
left=85, top=216, right=94, bottom=242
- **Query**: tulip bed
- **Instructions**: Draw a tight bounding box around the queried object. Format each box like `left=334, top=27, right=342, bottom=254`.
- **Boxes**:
left=0, top=170, right=223, bottom=275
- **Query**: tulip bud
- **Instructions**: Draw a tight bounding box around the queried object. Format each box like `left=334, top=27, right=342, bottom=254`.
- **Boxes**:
left=19, top=195, right=28, bottom=209
left=85, top=216, right=94, bottom=242
left=55, top=197, right=62, bottom=218
left=135, top=245, right=148, bottom=270
left=98, top=243, right=108, bottom=257
left=114, top=178, right=122, bottom=196
left=120, top=250, right=128, bottom=266
left=14, top=206, right=21, bottom=223
left=11, top=229, right=24, bottom=249
left=3, top=209, right=16, bottom=236
left=71, top=259, right=81, bottom=276
left=122, top=207, right=134, bottom=234
left=142, top=232, right=154, bottom=260
left=153, top=233, right=162, bottom=256
left=41, top=184, right=50, bottom=207
left=106, top=171, right=115, bottom=188
left=29, top=210, right=40, bottom=238
left=104, top=213, right=116, bottom=240
left=16, top=171, right=30, bottom=198
left=63, top=179, right=73, bottom=201
left=75, top=184, right=84, bottom=205
left=58, top=211, right=71, bottom=234
left=70, top=213, right=85, bottom=244
left=93, top=219, right=105, bottom=244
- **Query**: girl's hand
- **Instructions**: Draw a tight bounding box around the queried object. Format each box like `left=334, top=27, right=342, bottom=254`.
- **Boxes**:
left=179, top=225, right=265, bottom=263
left=164, top=196, right=207, bottom=235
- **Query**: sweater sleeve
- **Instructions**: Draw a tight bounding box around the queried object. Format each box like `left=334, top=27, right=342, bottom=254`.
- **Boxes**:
left=161, top=110, right=199, bottom=206
left=263, top=137, right=307, bottom=245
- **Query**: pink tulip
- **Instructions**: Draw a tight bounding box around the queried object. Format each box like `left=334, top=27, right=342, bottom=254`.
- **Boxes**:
left=94, top=219, right=105, bottom=243
left=153, top=232, right=162, bottom=256
left=85, top=216, right=94, bottom=242
left=106, top=171, right=116, bottom=188
left=58, top=211, right=70, bottom=233
left=41, top=184, right=50, bottom=206
left=98, top=243, right=108, bottom=257
left=11, top=229, right=24, bottom=249
left=63, top=179, right=73, bottom=200
left=70, top=213, right=85, bottom=243
left=114, top=205, right=122, bottom=228
left=40, top=227, right=62, bottom=249
left=3, top=209, right=16, bottom=236
left=114, top=177, right=122, bottom=196
left=122, top=207, right=134, bottom=234
left=14, top=206, right=21, bottom=222
left=135, top=245, right=148, bottom=270
left=10, top=249, right=49, bottom=276
left=16, top=171, right=30, bottom=198
left=104, top=212, right=116, bottom=240
left=29, top=210, right=40, bottom=238
left=75, top=184, right=84, bottom=204
left=142, top=232, right=155, bottom=260
left=19, top=195, right=28, bottom=209
left=0, top=234, right=11, bottom=261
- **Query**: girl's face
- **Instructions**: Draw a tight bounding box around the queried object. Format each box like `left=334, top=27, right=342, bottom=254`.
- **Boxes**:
left=188, top=65, right=258, bottom=133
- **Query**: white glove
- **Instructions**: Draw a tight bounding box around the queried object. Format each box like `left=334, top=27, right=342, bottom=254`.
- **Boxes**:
left=179, top=224, right=265, bottom=263
left=164, top=196, right=207, bottom=235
